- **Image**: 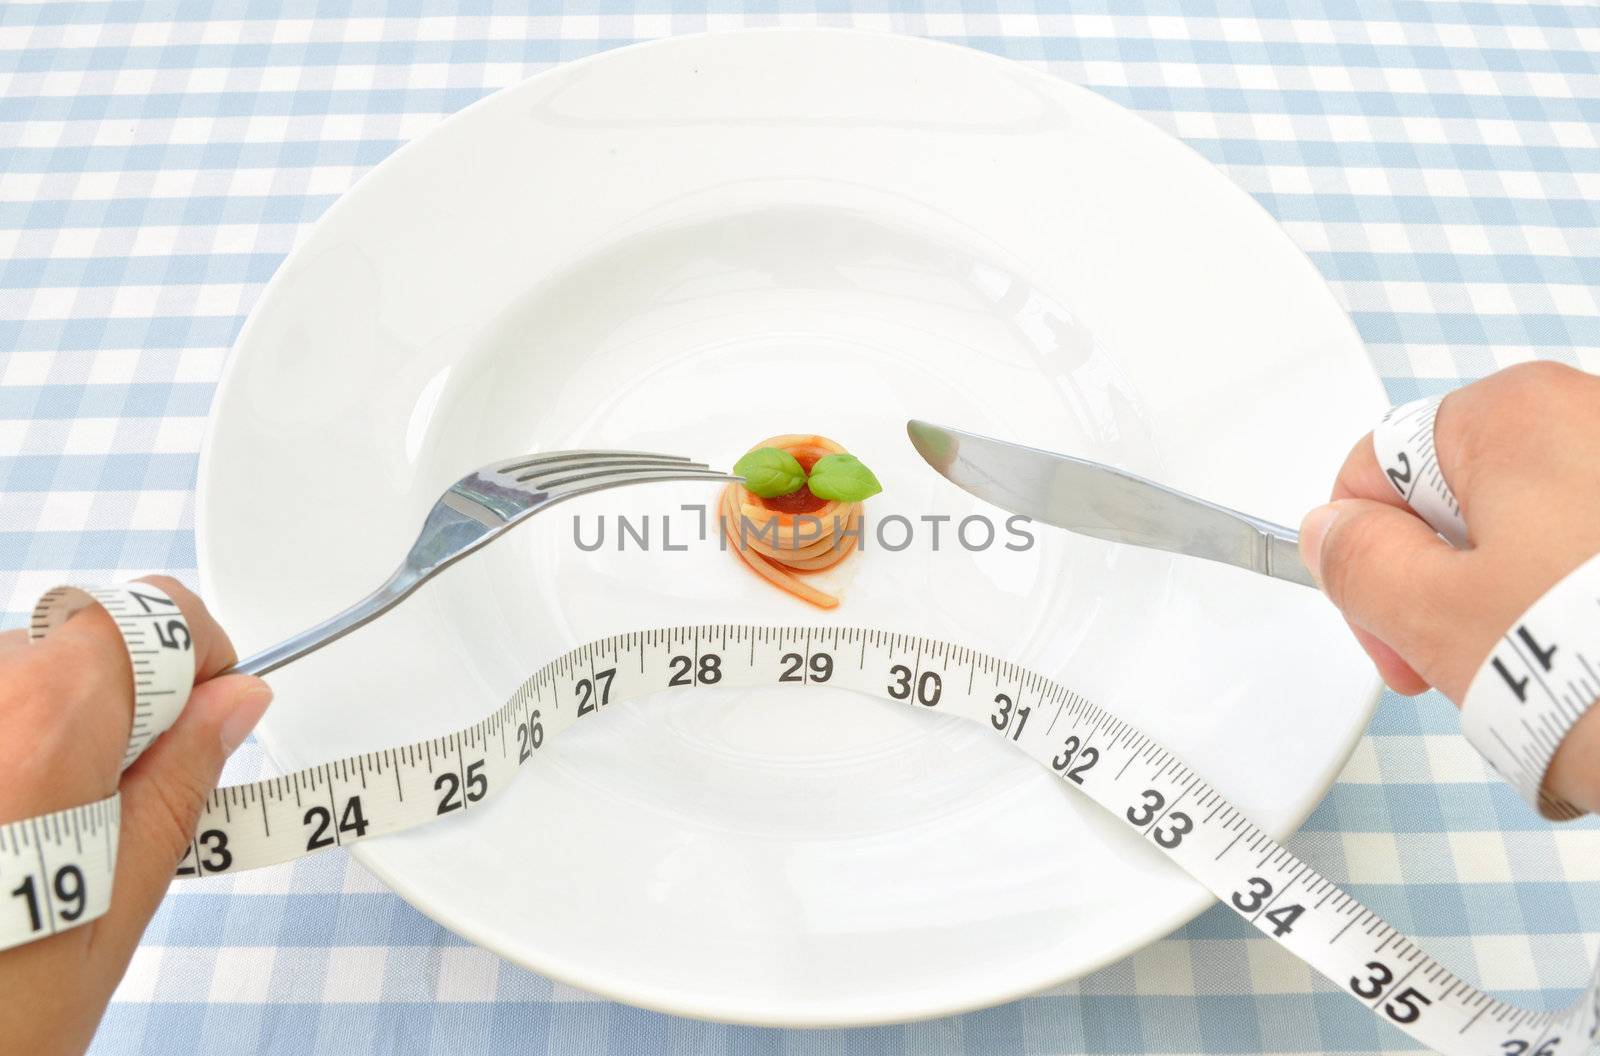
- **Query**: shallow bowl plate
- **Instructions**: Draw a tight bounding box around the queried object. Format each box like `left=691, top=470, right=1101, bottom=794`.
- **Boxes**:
left=198, top=28, right=1384, bottom=1027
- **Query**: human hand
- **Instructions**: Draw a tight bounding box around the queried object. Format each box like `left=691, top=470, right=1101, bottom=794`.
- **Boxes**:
left=1299, top=361, right=1600, bottom=814
left=0, top=577, right=271, bottom=1056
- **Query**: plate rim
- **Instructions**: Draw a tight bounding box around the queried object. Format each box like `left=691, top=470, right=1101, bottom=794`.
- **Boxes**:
left=196, top=25, right=1384, bottom=1027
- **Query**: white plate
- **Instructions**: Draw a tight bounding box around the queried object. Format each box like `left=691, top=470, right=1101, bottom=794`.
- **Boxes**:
left=197, top=29, right=1385, bottom=1027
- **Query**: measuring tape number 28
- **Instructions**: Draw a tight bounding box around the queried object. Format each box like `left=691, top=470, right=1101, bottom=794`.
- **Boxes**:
left=3, top=395, right=1599, bottom=1055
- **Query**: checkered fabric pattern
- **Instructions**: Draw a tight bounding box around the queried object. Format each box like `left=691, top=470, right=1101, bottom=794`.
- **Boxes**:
left=1, top=2, right=1597, bottom=1054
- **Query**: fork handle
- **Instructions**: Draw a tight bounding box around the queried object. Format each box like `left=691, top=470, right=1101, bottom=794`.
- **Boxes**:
left=228, top=568, right=422, bottom=678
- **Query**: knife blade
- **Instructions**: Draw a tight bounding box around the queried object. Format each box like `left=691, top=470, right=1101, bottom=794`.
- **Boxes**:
left=906, top=420, right=1316, bottom=588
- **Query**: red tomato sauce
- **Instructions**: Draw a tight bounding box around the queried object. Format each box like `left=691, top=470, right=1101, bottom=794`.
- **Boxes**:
left=757, top=486, right=828, bottom=515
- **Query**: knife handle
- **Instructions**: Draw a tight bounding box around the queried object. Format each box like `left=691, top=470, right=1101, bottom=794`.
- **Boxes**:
left=1261, top=524, right=1317, bottom=589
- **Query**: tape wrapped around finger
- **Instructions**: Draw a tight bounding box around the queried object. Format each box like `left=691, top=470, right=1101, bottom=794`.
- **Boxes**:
left=1461, top=552, right=1600, bottom=820
left=29, top=584, right=195, bottom=769
left=1372, top=396, right=1469, bottom=547
left=1373, top=394, right=1599, bottom=820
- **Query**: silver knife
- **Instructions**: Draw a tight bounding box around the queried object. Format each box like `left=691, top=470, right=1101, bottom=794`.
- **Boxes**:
left=906, top=420, right=1316, bottom=588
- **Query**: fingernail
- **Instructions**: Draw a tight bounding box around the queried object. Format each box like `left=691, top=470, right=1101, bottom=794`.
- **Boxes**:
left=1299, top=503, right=1341, bottom=584
left=221, top=682, right=273, bottom=755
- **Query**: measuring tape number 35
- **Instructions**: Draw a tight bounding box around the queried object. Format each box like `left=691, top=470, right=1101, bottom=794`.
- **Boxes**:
left=4, top=396, right=1600, bottom=1054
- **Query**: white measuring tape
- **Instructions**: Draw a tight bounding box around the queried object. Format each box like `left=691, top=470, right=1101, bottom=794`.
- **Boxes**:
left=4, top=399, right=1600, bottom=1054
left=1374, top=396, right=1470, bottom=547
left=1462, top=550, right=1600, bottom=822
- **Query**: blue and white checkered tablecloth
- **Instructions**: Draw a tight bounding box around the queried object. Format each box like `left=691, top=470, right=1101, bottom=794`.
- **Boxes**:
left=2, top=2, right=1597, bottom=1054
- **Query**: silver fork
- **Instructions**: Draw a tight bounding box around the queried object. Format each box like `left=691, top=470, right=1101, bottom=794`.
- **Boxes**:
left=231, top=451, right=737, bottom=676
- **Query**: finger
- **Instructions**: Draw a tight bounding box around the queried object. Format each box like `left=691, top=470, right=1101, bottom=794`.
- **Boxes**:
left=1301, top=498, right=1468, bottom=690
left=95, top=674, right=272, bottom=962
left=34, top=575, right=240, bottom=761
left=1332, top=432, right=1414, bottom=510
left=23, top=577, right=228, bottom=782
left=0, top=630, right=130, bottom=819
left=1347, top=622, right=1430, bottom=695
left=1418, top=361, right=1600, bottom=543
left=47, top=575, right=237, bottom=686
left=0, top=628, right=27, bottom=658
left=130, top=575, right=239, bottom=682
left=5, top=619, right=136, bottom=801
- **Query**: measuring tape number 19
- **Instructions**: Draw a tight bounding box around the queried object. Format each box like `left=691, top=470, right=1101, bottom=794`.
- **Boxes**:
left=1, top=585, right=194, bottom=946
left=3, top=395, right=1600, bottom=1054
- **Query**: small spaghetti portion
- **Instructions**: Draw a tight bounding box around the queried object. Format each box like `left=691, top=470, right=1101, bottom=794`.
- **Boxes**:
left=720, top=434, right=877, bottom=609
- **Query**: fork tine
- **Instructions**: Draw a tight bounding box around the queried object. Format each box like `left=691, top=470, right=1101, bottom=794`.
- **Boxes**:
left=493, top=450, right=694, bottom=476
left=511, top=456, right=701, bottom=486
left=527, top=459, right=712, bottom=490
left=543, top=467, right=738, bottom=498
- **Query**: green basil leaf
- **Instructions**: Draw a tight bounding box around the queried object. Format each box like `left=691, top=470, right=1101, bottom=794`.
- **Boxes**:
left=806, top=454, right=882, bottom=502
left=733, top=447, right=807, bottom=498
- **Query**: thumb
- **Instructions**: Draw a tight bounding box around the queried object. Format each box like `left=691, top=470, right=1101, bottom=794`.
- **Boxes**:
left=1301, top=498, right=1467, bottom=693
left=97, top=675, right=272, bottom=950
